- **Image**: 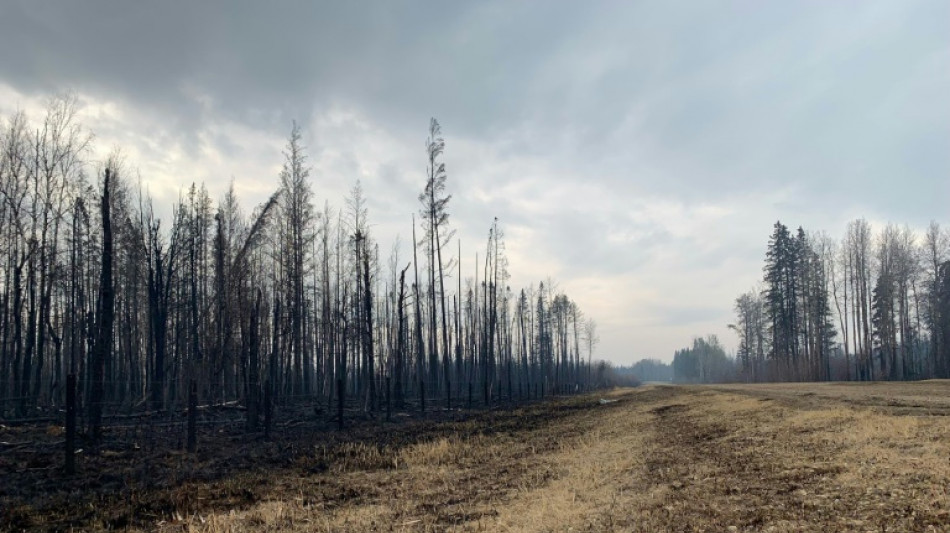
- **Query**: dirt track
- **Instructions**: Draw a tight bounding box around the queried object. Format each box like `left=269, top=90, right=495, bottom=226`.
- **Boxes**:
left=5, top=382, right=950, bottom=531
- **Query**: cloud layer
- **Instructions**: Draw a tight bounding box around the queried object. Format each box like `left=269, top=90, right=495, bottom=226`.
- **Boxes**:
left=1, top=1, right=947, bottom=362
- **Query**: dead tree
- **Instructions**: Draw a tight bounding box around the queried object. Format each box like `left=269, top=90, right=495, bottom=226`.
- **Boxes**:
left=419, top=118, right=454, bottom=398
left=246, top=288, right=262, bottom=431
left=394, top=263, right=410, bottom=407
left=88, top=169, right=114, bottom=440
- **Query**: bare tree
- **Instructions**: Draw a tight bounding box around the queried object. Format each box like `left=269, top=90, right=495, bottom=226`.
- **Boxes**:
left=419, top=118, right=454, bottom=398
left=88, top=168, right=114, bottom=440
left=582, top=318, right=599, bottom=388
left=277, top=122, right=315, bottom=397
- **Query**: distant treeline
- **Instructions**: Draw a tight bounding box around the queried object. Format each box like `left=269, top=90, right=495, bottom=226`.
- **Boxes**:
left=682, top=219, right=950, bottom=384
left=672, top=336, right=735, bottom=383
left=615, top=358, right=673, bottom=383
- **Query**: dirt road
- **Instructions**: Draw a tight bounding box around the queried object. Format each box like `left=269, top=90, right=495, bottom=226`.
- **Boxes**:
left=6, top=382, right=950, bottom=531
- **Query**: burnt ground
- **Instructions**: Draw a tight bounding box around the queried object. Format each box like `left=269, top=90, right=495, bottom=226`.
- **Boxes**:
left=0, top=394, right=604, bottom=531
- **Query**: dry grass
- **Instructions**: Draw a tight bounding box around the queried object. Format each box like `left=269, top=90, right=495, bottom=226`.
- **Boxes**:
left=8, top=382, right=950, bottom=531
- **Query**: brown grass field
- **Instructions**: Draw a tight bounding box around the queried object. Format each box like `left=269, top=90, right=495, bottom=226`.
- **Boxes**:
left=6, top=381, right=950, bottom=531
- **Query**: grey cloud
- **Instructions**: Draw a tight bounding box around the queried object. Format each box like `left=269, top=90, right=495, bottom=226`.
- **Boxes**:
left=645, top=304, right=732, bottom=329
left=3, top=1, right=946, bottom=205
left=1, top=0, right=947, bottom=361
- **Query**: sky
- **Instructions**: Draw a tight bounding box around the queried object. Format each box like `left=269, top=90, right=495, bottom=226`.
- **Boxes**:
left=0, top=1, right=947, bottom=364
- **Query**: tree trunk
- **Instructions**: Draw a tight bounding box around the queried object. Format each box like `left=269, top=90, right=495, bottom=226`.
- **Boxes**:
left=88, top=169, right=114, bottom=441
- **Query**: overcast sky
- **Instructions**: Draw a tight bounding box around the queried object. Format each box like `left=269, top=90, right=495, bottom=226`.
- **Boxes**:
left=1, top=1, right=947, bottom=364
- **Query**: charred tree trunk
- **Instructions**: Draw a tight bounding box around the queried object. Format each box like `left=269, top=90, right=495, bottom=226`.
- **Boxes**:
left=88, top=169, right=114, bottom=441
left=395, top=264, right=409, bottom=408
left=411, top=215, right=425, bottom=398
left=246, top=288, right=262, bottom=432
left=361, top=241, right=375, bottom=411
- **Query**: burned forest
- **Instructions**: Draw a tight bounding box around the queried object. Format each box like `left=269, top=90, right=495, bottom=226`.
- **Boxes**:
left=0, top=97, right=611, bottom=501
left=2, top=1, right=947, bottom=529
